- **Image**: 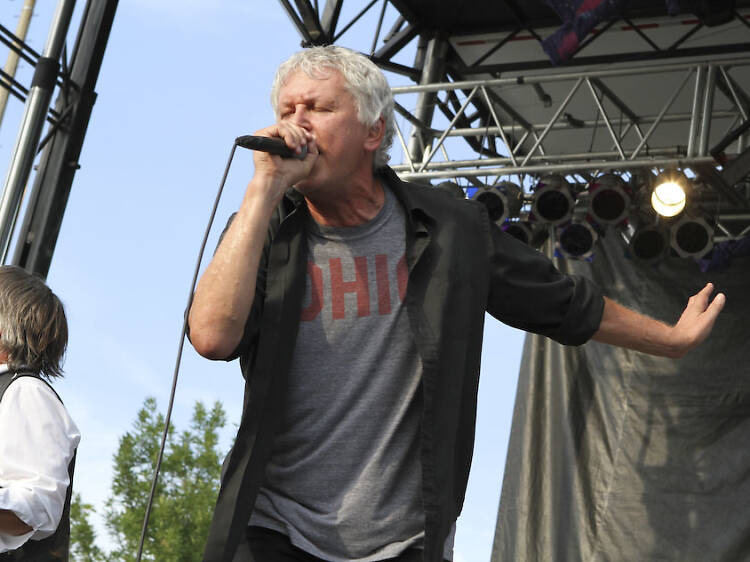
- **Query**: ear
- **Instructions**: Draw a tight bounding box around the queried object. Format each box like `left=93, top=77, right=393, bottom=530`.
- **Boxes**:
left=364, top=116, right=385, bottom=152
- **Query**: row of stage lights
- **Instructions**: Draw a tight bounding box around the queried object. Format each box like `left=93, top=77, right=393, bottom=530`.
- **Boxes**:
left=436, top=170, right=713, bottom=263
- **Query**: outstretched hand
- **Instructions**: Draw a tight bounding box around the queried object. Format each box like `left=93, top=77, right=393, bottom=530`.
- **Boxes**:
left=593, top=283, right=726, bottom=358
left=669, top=283, right=726, bottom=357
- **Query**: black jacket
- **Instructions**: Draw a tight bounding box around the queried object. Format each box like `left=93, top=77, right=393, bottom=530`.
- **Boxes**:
left=202, top=168, right=604, bottom=561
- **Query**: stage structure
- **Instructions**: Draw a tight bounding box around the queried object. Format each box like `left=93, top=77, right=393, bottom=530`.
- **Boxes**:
left=0, top=0, right=118, bottom=279
left=280, top=0, right=750, bottom=261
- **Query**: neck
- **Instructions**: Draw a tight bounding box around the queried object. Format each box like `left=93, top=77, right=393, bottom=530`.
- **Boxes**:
left=305, top=173, right=384, bottom=227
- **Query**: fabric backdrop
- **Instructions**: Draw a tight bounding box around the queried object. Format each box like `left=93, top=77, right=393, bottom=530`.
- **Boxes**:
left=491, top=231, right=750, bottom=561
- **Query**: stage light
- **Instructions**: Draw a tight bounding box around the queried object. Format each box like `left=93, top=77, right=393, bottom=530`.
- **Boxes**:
left=557, top=221, right=598, bottom=259
left=670, top=215, right=714, bottom=259
left=588, top=174, right=630, bottom=225
left=651, top=171, right=689, bottom=218
left=502, top=220, right=548, bottom=248
left=471, top=181, right=523, bottom=224
left=435, top=181, right=466, bottom=200
left=622, top=223, right=670, bottom=263
left=532, top=174, right=575, bottom=226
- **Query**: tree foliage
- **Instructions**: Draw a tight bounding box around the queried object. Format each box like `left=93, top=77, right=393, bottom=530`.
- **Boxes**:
left=69, top=397, right=227, bottom=561
left=70, top=493, right=105, bottom=562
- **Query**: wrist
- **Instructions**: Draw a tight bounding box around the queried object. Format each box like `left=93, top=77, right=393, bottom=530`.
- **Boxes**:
left=242, top=175, right=286, bottom=212
left=664, top=325, right=689, bottom=359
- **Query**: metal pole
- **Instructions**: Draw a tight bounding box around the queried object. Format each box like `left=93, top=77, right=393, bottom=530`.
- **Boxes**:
left=0, top=0, right=36, bottom=129
left=390, top=56, right=750, bottom=95
left=586, top=77, right=625, bottom=160
left=698, top=65, right=718, bottom=156
left=719, top=67, right=748, bottom=121
left=391, top=146, right=686, bottom=173
left=394, top=119, right=416, bottom=173
left=396, top=156, right=715, bottom=181
left=0, top=0, right=75, bottom=264
left=407, top=36, right=447, bottom=164
left=687, top=66, right=704, bottom=158
left=719, top=67, right=748, bottom=153
left=438, top=110, right=736, bottom=137
left=629, top=70, right=692, bottom=160
left=481, top=86, right=518, bottom=167
left=418, top=85, right=478, bottom=172
left=521, top=77, right=583, bottom=166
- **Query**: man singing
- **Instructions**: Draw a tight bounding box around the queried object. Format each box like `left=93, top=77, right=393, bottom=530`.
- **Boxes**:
left=0, top=265, right=78, bottom=560
left=189, top=46, right=724, bottom=562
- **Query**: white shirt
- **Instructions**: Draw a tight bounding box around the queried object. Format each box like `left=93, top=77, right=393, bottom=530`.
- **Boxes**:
left=0, top=365, right=80, bottom=553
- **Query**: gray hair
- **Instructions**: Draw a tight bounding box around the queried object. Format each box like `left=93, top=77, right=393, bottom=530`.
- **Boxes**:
left=0, top=266, right=67, bottom=379
left=270, top=45, right=395, bottom=170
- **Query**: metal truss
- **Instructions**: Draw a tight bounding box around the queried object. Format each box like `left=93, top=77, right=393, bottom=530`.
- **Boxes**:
left=391, top=56, right=750, bottom=181
left=0, top=0, right=119, bottom=277
left=0, top=21, right=66, bottom=128
left=277, top=0, right=422, bottom=78
left=450, top=5, right=750, bottom=75
left=279, top=2, right=750, bottom=209
left=389, top=52, right=750, bottom=241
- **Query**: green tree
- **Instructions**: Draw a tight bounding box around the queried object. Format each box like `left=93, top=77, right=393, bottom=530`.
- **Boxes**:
left=70, top=493, right=105, bottom=561
left=104, top=397, right=227, bottom=561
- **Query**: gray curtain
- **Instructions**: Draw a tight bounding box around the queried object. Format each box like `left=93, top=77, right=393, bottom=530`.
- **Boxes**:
left=491, top=233, right=750, bottom=561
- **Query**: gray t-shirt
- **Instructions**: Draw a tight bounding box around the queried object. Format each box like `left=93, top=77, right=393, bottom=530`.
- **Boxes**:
left=251, top=186, right=452, bottom=561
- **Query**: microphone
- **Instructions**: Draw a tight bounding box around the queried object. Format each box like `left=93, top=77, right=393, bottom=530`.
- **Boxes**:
left=235, top=135, right=308, bottom=160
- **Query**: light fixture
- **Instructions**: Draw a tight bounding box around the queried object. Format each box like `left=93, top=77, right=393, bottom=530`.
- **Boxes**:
left=531, top=174, right=575, bottom=226
left=670, top=215, right=714, bottom=259
left=435, top=181, right=466, bottom=200
left=651, top=171, right=689, bottom=218
left=471, top=181, right=523, bottom=225
left=502, top=220, right=549, bottom=248
left=622, top=222, right=670, bottom=263
left=588, top=173, right=631, bottom=226
left=556, top=221, right=598, bottom=259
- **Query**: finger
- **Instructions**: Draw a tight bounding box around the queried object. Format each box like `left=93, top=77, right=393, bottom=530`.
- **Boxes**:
left=279, top=122, right=311, bottom=153
left=305, top=137, right=319, bottom=157
left=273, top=123, right=302, bottom=151
left=255, top=123, right=305, bottom=152
left=694, top=293, right=725, bottom=337
left=706, top=292, right=726, bottom=318
left=690, top=282, right=714, bottom=310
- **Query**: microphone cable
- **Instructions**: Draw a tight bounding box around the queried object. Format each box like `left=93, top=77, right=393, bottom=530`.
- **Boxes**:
left=136, top=141, right=239, bottom=562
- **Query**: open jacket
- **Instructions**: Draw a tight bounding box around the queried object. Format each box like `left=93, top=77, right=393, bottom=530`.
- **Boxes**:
left=202, top=168, right=604, bottom=562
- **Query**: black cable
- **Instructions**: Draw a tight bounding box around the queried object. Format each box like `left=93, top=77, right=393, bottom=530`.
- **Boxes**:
left=136, top=141, right=239, bottom=562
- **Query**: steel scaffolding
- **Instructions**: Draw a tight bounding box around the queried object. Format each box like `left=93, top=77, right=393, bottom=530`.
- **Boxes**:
left=279, top=1, right=750, bottom=246
left=0, top=0, right=119, bottom=278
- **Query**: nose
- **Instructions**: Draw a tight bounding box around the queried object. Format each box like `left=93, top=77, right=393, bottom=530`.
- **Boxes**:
left=289, top=104, right=311, bottom=128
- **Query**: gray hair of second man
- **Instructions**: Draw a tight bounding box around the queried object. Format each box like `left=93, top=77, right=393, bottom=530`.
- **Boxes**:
left=270, top=45, right=396, bottom=170
left=0, top=266, right=68, bottom=379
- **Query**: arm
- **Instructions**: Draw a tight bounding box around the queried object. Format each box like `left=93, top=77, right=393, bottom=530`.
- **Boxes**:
left=0, top=511, right=31, bottom=536
left=592, top=283, right=726, bottom=358
left=0, top=379, right=79, bottom=551
left=188, top=123, right=317, bottom=360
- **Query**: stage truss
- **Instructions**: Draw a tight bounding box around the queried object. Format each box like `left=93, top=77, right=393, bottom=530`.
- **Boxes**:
left=280, top=0, right=750, bottom=248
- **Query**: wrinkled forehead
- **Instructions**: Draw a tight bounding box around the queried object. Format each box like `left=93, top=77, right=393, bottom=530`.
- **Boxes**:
left=277, top=66, right=353, bottom=104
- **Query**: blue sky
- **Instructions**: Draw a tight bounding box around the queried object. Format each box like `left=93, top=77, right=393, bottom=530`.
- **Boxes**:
left=0, top=2, right=526, bottom=559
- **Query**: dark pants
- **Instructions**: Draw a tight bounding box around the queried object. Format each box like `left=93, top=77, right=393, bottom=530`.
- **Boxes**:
left=236, top=526, right=448, bottom=562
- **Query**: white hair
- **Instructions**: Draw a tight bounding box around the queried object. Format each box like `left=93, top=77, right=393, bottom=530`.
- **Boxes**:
left=270, top=46, right=395, bottom=170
